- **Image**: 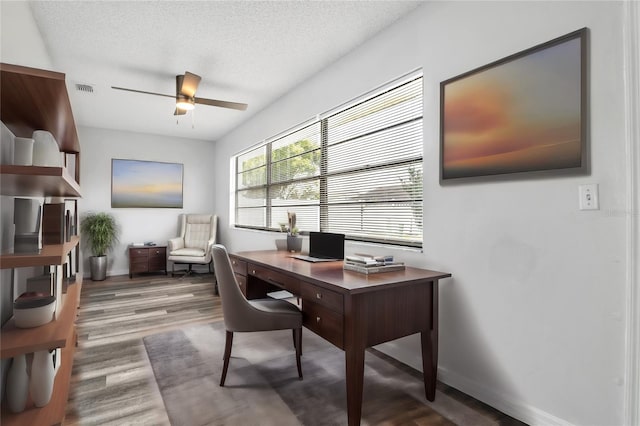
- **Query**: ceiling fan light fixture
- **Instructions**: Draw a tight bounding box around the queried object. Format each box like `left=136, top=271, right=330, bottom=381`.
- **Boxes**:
left=176, top=95, right=195, bottom=111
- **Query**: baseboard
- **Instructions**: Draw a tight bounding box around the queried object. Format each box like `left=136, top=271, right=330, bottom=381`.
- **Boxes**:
left=375, top=340, right=572, bottom=425
left=437, top=366, right=574, bottom=426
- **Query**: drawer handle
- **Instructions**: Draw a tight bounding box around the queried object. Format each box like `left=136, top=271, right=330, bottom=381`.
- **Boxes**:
left=316, top=292, right=322, bottom=299
left=252, top=269, right=256, bottom=274
left=316, top=316, right=321, bottom=324
left=232, top=260, right=236, bottom=265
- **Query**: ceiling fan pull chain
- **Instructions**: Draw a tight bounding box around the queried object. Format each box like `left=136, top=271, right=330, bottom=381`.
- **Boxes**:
left=192, top=109, right=195, bottom=129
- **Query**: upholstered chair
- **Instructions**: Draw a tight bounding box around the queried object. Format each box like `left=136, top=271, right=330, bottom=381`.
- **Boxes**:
left=168, top=214, right=217, bottom=276
left=211, top=244, right=303, bottom=386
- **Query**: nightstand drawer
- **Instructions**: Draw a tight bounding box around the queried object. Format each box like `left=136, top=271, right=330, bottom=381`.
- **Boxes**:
left=149, top=247, right=166, bottom=259
left=149, top=257, right=166, bottom=271
left=130, top=249, right=149, bottom=260
left=130, top=261, right=148, bottom=273
left=148, top=247, right=166, bottom=270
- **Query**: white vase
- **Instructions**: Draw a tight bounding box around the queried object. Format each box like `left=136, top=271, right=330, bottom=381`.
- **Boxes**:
left=6, top=354, right=29, bottom=413
left=13, top=137, right=34, bottom=166
left=30, top=349, right=55, bottom=407
left=32, top=130, right=62, bottom=167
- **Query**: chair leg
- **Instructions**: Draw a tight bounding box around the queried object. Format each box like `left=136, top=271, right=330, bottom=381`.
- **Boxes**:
left=220, top=330, right=233, bottom=386
left=294, top=327, right=303, bottom=380
left=292, top=328, right=302, bottom=356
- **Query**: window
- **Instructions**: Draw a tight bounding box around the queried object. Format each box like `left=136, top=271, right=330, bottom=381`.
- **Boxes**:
left=235, top=72, right=423, bottom=247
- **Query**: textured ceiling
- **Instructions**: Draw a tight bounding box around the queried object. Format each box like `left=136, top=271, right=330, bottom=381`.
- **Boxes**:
left=28, top=1, right=422, bottom=142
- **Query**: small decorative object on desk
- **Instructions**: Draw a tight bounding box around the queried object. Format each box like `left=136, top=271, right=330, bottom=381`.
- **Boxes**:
left=343, top=253, right=405, bottom=274
left=286, top=211, right=302, bottom=252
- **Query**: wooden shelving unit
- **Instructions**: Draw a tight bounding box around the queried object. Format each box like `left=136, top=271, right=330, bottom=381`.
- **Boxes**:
left=1, top=62, right=82, bottom=426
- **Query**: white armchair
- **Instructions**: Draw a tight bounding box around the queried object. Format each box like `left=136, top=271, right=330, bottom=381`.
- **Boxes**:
left=168, top=214, right=218, bottom=277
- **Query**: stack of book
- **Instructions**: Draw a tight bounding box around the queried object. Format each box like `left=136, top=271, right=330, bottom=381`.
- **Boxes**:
left=343, top=254, right=405, bottom=274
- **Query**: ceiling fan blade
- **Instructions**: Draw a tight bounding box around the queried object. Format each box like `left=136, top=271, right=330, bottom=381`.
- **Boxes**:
left=174, top=107, right=187, bottom=116
left=111, top=86, right=175, bottom=99
left=180, top=72, right=201, bottom=98
left=194, top=97, right=248, bottom=111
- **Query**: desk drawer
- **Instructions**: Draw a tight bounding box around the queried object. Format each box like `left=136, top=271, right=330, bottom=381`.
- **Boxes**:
left=303, top=300, right=343, bottom=349
left=300, top=282, right=343, bottom=314
left=249, top=264, right=299, bottom=294
left=235, top=273, right=247, bottom=297
left=230, top=257, right=247, bottom=276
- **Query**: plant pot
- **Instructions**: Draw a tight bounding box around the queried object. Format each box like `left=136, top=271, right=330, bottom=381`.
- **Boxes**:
left=287, top=235, right=302, bottom=253
left=90, top=255, right=107, bottom=281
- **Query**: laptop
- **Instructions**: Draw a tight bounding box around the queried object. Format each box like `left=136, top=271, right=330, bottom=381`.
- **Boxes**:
left=292, top=232, right=345, bottom=262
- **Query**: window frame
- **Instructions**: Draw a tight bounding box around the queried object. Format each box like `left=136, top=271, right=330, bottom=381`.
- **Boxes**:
left=234, top=71, right=423, bottom=248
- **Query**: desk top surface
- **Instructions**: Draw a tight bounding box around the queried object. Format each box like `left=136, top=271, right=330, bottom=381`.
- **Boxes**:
left=234, top=250, right=451, bottom=294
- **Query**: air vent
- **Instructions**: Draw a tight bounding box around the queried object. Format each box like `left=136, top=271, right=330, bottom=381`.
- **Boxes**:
left=75, top=84, right=94, bottom=93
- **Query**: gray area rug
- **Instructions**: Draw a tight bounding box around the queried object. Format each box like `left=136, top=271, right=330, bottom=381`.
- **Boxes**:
left=143, top=322, right=472, bottom=425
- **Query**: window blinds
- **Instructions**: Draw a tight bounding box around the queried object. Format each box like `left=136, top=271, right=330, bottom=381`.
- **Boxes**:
left=235, top=73, right=423, bottom=247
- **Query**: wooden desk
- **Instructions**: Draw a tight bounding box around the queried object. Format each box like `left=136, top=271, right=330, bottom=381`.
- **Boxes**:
left=230, top=250, right=451, bottom=426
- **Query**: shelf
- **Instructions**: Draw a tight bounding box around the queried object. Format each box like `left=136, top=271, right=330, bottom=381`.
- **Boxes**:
left=0, top=63, right=80, bottom=154
left=1, top=277, right=82, bottom=359
left=0, top=236, right=79, bottom=270
left=0, top=165, right=81, bottom=197
left=1, top=322, right=77, bottom=426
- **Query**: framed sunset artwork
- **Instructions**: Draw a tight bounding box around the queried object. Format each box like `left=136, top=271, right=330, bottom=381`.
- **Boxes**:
left=440, top=28, right=588, bottom=181
left=111, top=159, right=183, bottom=208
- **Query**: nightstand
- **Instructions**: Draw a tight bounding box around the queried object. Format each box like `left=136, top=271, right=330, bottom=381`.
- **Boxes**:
left=129, top=245, right=167, bottom=278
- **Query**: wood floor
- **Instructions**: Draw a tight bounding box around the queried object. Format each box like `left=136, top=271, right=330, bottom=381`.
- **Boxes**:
left=65, top=273, right=525, bottom=425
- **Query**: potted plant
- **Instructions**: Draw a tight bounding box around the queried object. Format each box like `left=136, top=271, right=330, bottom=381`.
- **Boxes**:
left=80, top=212, right=119, bottom=281
left=286, top=212, right=302, bottom=252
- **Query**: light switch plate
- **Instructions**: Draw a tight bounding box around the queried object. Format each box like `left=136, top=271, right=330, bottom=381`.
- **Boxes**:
left=579, top=184, right=599, bottom=210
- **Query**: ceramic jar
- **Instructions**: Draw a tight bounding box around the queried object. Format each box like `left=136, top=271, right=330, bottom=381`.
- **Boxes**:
left=30, top=349, right=55, bottom=407
left=13, top=137, right=34, bottom=165
left=6, top=354, right=29, bottom=413
left=32, top=130, right=62, bottom=167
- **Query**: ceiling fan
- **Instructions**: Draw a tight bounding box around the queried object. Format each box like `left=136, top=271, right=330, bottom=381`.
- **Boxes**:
left=111, top=71, right=248, bottom=115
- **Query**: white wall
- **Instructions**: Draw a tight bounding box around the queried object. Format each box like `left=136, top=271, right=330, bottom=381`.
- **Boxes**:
left=78, top=126, right=216, bottom=277
left=212, top=2, right=632, bottom=425
left=0, top=1, right=52, bottom=70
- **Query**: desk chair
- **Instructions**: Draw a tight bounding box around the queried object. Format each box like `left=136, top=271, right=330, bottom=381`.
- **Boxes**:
left=212, top=244, right=303, bottom=386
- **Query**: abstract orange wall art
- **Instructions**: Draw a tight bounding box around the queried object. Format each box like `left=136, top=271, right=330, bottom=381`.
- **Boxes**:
left=440, top=28, right=587, bottom=181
